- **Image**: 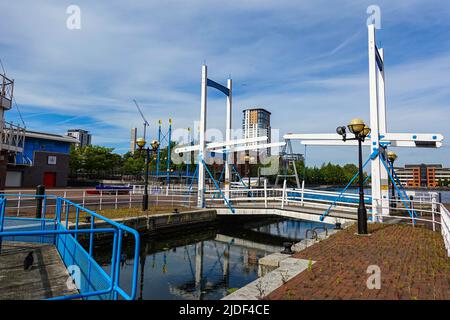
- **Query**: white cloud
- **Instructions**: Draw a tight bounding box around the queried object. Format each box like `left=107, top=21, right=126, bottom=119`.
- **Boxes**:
left=1, top=0, right=449, bottom=166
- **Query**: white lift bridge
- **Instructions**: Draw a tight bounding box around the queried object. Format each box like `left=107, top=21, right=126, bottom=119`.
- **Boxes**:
left=173, top=25, right=449, bottom=253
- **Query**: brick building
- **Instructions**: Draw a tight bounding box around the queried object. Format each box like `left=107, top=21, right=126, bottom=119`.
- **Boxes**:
left=395, top=164, right=450, bottom=188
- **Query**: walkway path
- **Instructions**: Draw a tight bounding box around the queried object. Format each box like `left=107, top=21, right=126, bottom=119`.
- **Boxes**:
left=267, top=224, right=450, bottom=300
left=0, top=242, right=78, bottom=299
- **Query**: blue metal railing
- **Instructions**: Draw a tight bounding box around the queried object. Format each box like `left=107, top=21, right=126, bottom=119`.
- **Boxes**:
left=379, top=154, right=417, bottom=220
left=0, top=194, right=140, bottom=300
left=200, top=158, right=235, bottom=213
left=319, top=153, right=374, bottom=221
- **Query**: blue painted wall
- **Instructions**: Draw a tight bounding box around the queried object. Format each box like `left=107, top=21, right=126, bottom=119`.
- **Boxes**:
left=16, top=137, right=71, bottom=165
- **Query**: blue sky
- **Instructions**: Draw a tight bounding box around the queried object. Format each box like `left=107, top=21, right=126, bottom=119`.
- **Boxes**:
left=1, top=0, right=449, bottom=166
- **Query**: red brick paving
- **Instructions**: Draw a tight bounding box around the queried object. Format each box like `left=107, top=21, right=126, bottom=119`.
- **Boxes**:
left=267, top=224, right=450, bottom=300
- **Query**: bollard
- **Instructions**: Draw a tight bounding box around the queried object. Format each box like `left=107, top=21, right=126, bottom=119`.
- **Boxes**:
left=35, top=185, right=45, bottom=218
left=409, top=195, right=415, bottom=226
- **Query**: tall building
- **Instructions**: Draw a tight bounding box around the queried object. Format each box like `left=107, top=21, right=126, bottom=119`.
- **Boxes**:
left=395, top=164, right=450, bottom=188
left=130, top=127, right=137, bottom=153
left=66, top=129, right=92, bottom=148
left=242, top=108, right=271, bottom=155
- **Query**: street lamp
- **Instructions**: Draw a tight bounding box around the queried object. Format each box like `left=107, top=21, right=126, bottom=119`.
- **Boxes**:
left=137, top=138, right=160, bottom=211
left=387, top=151, right=398, bottom=208
left=336, top=118, right=371, bottom=235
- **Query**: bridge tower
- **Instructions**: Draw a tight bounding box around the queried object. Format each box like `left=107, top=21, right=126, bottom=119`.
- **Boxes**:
left=274, top=138, right=301, bottom=188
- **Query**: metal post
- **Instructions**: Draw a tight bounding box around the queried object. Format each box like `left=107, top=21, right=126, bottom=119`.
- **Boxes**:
left=432, top=193, right=437, bottom=232
left=143, top=148, right=150, bottom=211
left=258, top=167, right=261, bottom=188
left=390, top=162, right=396, bottom=208
left=247, top=162, right=251, bottom=190
left=197, top=65, right=207, bottom=208
left=166, top=119, right=172, bottom=186
left=368, top=24, right=382, bottom=220
left=377, top=48, right=390, bottom=217
left=225, top=78, right=232, bottom=199
left=35, top=185, right=45, bottom=218
left=129, top=190, right=132, bottom=209
left=0, top=197, right=5, bottom=253
left=156, top=120, right=162, bottom=178
left=186, top=127, right=191, bottom=183
left=281, top=179, right=287, bottom=209
left=82, top=191, right=86, bottom=208
left=357, top=138, right=368, bottom=235
left=16, top=191, right=21, bottom=217
left=264, top=179, right=268, bottom=208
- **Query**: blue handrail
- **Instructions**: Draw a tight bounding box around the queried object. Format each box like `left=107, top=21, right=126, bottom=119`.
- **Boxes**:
left=0, top=194, right=140, bottom=300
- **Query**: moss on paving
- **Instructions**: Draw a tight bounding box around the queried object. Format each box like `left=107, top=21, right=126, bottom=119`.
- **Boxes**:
left=267, top=223, right=450, bottom=300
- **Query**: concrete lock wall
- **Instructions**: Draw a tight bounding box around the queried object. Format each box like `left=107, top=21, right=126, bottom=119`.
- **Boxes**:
left=72, top=209, right=217, bottom=239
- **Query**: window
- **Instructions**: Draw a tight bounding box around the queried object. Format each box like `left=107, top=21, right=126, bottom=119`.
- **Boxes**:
left=48, top=156, right=57, bottom=165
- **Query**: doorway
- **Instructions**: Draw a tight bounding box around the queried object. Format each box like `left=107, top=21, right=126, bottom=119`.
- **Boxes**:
left=43, top=172, right=56, bottom=188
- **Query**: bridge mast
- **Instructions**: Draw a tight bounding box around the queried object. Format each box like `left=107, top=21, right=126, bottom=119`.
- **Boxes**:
left=198, top=65, right=208, bottom=208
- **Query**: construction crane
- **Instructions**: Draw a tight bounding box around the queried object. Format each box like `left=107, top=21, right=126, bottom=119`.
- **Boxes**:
left=133, top=99, right=149, bottom=142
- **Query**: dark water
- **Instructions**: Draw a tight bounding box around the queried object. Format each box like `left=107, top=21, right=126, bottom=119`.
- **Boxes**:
left=99, top=218, right=331, bottom=300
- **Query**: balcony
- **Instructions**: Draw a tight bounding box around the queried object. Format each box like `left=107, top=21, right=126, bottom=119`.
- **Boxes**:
left=1, top=120, right=25, bottom=153
left=0, top=74, right=14, bottom=110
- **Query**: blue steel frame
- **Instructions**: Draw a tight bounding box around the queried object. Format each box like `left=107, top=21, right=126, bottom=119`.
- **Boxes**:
left=379, top=153, right=417, bottom=220
left=319, top=147, right=417, bottom=222
left=200, top=157, right=235, bottom=213
left=0, top=194, right=140, bottom=300
left=320, top=153, right=373, bottom=221
left=155, top=120, right=172, bottom=186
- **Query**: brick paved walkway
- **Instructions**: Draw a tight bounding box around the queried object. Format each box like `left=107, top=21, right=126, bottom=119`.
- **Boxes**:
left=267, top=224, right=450, bottom=300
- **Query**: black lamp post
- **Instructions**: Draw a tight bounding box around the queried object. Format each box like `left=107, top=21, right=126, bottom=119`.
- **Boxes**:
left=137, top=138, right=160, bottom=211
left=387, top=151, right=398, bottom=208
left=244, top=154, right=255, bottom=189
left=244, top=154, right=251, bottom=189
left=336, top=118, right=371, bottom=235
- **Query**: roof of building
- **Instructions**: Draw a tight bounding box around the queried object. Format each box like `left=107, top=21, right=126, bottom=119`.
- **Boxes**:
left=25, top=130, right=78, bottom=143
left=242, top=108, right=271, bottom=115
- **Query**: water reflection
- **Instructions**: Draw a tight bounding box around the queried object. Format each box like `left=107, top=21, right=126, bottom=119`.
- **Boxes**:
left=100, top=217, right=331, bottom=300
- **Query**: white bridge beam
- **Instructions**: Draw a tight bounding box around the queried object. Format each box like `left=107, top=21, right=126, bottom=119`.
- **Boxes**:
left=174, top=136, right=268, bottom=154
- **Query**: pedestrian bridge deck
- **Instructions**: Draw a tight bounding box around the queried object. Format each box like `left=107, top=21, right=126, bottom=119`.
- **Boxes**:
left=213, top=202, right=358, bottom=223
left=0, top=241, right=78, bottom=299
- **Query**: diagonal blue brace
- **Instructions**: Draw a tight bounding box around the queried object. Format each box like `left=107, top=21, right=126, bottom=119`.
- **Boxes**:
left=188, top=164, right=199, bottom=191
left=218, top=165, right=225, bottom=183
left=380, top=154, right=417, bottom=221
left=320, top=149, right=378, bottom=222
left=200, top=156, right=235, bottom=213
left=231, top=164, right=248, bottom=188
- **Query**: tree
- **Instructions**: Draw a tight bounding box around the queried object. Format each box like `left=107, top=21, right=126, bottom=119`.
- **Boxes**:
left=69, top=145, right=123, bottom=179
